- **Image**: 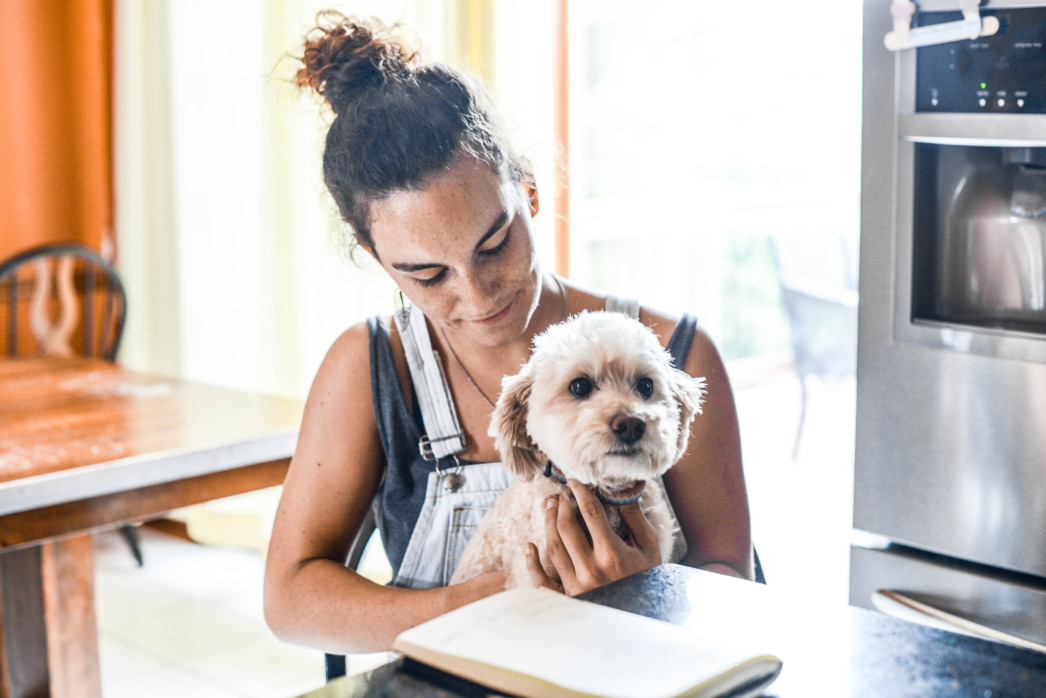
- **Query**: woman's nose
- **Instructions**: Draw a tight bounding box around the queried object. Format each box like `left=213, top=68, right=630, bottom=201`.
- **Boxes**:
left=457, top=273, right=496, bottom=313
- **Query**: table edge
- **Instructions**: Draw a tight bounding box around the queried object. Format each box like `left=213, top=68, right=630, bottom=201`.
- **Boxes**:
left=0, top=428, right=298, bottom=515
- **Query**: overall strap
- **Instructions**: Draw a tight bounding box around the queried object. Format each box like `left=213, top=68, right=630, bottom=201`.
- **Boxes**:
left=394, top=304, right=465, bottom=460
left=605, top=294, right=641, bottom=320
left=666, top=314, right=697, bottom=371
left=605, top=295, right=697, bottom=371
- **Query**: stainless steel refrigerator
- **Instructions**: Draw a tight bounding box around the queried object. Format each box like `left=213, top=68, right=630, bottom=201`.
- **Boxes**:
left=852, top=0, right=1046, bottom=648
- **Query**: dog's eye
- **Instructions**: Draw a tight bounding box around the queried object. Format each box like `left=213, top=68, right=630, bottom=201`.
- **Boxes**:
left=569, top=377, right=593, bottom=399
left=637, top=377, right=654, bottom=399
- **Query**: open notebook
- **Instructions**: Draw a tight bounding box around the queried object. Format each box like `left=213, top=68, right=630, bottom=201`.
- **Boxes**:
left=393, top=588, right=782, bottom=698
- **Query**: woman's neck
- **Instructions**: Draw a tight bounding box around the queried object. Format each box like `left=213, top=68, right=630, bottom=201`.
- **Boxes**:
left=529, top=272, right=569, bottom=335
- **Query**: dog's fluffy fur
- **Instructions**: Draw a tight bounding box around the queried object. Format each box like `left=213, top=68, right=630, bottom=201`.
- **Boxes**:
left=450, top=311, right=706, bottom=588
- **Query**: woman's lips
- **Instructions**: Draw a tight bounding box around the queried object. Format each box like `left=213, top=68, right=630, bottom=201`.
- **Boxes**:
left=477, top=298, right=514, bottom=325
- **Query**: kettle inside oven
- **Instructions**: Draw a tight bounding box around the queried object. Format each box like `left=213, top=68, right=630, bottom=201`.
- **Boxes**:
left=937, top=147, right=1046, bottom=330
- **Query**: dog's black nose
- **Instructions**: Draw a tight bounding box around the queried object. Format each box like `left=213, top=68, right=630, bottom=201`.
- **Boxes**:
left=611, top=414, right=645, bottom=444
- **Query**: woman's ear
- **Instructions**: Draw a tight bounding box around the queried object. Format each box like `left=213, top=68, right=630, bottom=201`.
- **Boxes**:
left=524, top=182, right=539, bottom=217
left=488, top=370, right=546, bottom=478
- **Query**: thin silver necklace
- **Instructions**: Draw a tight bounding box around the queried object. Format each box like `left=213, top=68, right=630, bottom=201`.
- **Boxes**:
left=441, top=275, right=568, bottom=410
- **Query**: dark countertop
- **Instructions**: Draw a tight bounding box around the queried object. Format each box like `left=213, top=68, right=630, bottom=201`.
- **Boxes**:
left=594, top=565, right=1046, bottom=697
left=303, top=564, right=1046, bottom=697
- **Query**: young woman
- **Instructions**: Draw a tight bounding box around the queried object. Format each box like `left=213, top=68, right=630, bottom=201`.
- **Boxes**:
left=263, top=12, right=753, bottom=655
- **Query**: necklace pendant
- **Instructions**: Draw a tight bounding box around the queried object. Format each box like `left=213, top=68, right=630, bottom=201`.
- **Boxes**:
left=442, top=471, right=464, bottom=492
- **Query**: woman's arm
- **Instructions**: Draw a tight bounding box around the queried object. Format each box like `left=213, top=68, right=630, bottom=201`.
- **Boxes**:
left=263, top=323, right=505, bottom=654
left=659, top=319, right=753, bottom=580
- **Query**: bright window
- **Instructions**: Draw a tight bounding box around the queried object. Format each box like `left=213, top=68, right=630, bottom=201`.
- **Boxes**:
left=566, top=2, right=862, bottom=360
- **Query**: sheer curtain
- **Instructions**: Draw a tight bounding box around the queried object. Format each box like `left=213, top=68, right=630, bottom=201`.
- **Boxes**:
left=114, top=0, right=555, bottom=401
left=115, top=0, right=395, bottom=399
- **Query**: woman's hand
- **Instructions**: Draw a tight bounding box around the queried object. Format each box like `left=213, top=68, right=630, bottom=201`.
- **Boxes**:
left=451, top=569, right=509, bottom=605
left=527, top=479, right=663, bottom=596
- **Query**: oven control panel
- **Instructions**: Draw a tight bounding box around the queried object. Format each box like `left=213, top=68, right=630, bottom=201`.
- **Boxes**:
left=916, top=7, right=1046, bottom=113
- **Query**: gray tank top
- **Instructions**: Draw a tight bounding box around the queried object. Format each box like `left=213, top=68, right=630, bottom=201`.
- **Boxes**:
left=366, top=310, right=699, bottom=575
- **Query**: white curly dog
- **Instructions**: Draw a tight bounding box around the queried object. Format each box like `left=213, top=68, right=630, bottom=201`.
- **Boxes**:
left=450, top=310, right=706, bottom=588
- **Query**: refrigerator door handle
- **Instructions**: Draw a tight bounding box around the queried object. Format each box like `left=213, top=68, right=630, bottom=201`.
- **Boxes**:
left=872, top=590, right=1046, bottom=654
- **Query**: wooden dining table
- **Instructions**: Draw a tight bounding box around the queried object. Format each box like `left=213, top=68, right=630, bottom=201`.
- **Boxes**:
left=0, top=357, right=303, bottom=698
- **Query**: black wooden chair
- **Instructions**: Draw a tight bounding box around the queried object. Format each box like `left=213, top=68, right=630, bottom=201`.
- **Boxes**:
left=770, top=234, right=858, bottom=459
left=324, top=503, right=379, bottom=681
left=0, top=242, right=141, bottom=564
left=0, top=242, right=126, bottom=360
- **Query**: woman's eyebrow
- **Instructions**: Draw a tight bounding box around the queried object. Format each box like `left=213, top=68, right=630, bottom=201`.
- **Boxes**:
left=391, top=260, right=443, bottom=273
left=390, top=210, right=509, bottom=273
left=475, top=210, right=509, bottom=249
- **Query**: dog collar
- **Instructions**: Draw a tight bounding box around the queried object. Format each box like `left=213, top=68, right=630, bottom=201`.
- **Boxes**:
left=543, top=462, right=646, bottom=505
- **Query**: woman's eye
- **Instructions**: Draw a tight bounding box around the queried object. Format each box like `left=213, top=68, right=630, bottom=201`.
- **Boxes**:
left=569, top=377, right=593, bottom=399
left=413, top=269, right=447, bottom=287
left=478, top=226, right=511, bottom=257
left=637, top=377, right=654, bottom=399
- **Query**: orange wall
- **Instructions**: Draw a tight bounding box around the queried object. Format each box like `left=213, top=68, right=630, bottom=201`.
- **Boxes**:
left=0, top=0, right=114, bottom=260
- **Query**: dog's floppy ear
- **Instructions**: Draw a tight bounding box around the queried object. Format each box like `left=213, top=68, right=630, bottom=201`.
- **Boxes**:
left=488, top=370, right=546, bottom=479
left=670, top=370, right=706, bottom=461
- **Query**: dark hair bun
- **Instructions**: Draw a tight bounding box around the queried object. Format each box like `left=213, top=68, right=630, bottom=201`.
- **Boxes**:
left=296, top=12, right=419, bottom=114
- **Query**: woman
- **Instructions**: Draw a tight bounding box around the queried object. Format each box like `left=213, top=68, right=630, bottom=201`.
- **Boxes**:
left=263, top=12, right=752, bottom=655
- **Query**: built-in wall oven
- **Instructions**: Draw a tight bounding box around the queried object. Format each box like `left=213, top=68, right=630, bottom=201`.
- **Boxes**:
left=852, top=0, right=1046, bottom=648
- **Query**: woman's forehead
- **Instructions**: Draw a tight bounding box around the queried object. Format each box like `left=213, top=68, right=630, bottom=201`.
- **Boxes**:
left=369, top=157, right=511, bottom=253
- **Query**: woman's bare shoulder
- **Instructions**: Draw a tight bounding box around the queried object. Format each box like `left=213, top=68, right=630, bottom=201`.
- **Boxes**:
left=637, top=306, right=723, bottom=378
left=290, top=319, right=385, bottom=498
left=303, top=318, right=389, bottom=423
left=313, top=320, right=372, bottom=383
left=318, top=315, right=398, bottom=376
left=309, top=314, right=410, bottom=418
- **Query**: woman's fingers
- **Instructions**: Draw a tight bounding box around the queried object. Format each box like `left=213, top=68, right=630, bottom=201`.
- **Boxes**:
left=555, top=490, right=596, bottom=560
left=524, top=542, right=563, bottom=592
left=565, top=479, right=616, bottom=552
left=543, top=496, right=577, bottom=587
left=617, top=500, right=661, bottom=556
